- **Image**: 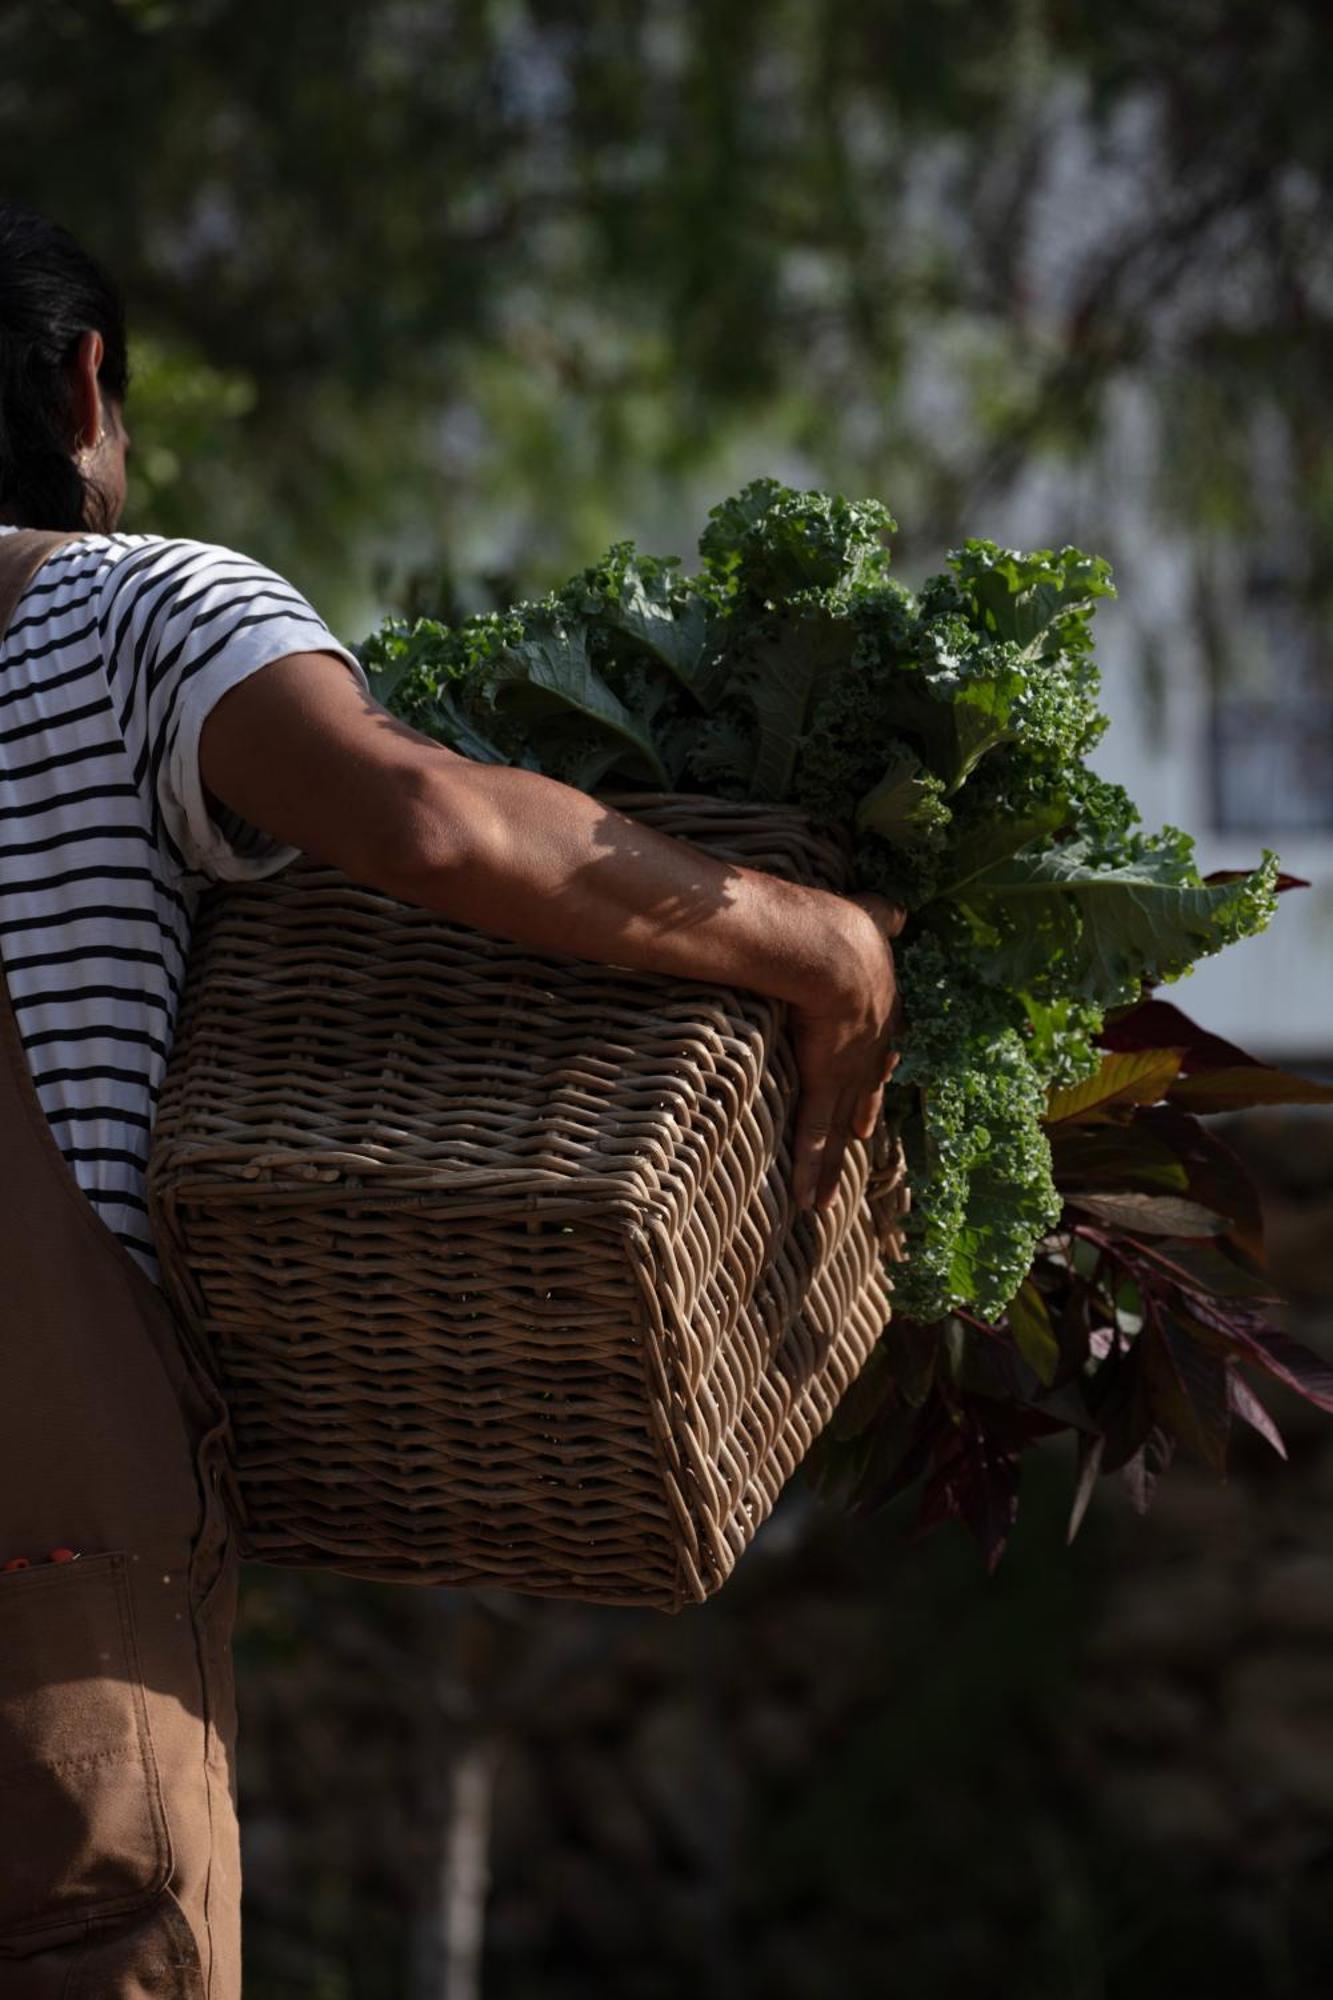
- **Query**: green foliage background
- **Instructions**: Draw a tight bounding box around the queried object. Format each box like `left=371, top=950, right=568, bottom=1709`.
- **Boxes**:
left=6, top=0, right=1332, bottom=644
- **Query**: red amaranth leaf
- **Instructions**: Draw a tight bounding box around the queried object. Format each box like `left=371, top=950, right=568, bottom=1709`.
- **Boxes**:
left=1067, top=1192, right=1227, bottom=1236
left=1171, top=1294, right=1333, bottom=1416
left=1114, top=1235, right=1281, bottom=1302
left=1088, top=1338, right=1152, bottom=1473
left=915, top=1407, right=1023, bottom=1573
left=1046, top=1047, right=1184, bottom=1122
left=1049, top=1119, right=1188, bottom=1195
left=1145, top=1319, right=1231, bottom=1474
left=1067, top=1431, right=1106, bottom=1543
left=1007, top=1278, right=1059, bottom=1386
left=1097, top=999, right=1333, bottom=1110
left=1228, top=1372, right=1287, bottom=1459
left=1229, top=1324, right=1333, bottom=1415
left=1138, top=1104, right=1266, bottom=1265
left=1205, top=868, right=1308, bottom=893
left=1098, top=999, right=1262, bottom=1074
left=1121, top=1427, right=1175, bottom=1515
left=1168, top=1066, right=1333, bottom=1112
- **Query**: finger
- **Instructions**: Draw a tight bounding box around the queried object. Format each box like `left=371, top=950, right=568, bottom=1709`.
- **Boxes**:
left=814, top=1092, right=858, bottom=1209
left=851, top=1036, right=901, bottom=1141
left=851, top=1080, right=884, bottom=1141
left=791, top=1088, right=840, bottom=1211
left=874, top=1024, right=902, bottom=1085
left=815, top=1124, right=852, bottom=1208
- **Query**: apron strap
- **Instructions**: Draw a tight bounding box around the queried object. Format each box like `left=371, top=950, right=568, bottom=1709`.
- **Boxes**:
left=0, top=529, right=86, bottom=643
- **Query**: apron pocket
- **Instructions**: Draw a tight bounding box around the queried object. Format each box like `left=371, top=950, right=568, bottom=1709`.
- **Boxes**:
left=0, top=1551, right=172, bottom=1942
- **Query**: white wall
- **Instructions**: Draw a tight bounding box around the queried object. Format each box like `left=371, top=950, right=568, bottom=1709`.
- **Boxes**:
left=974, top=394, right=1333, bottom=1065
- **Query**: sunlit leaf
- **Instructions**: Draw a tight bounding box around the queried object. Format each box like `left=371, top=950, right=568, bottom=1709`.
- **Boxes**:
left=1228, top=1373, right=1287, bottom=1459
left=1067, top=1431, right=1105, bottom=1543
left=1046, top=1048, right=1184, bottom=1123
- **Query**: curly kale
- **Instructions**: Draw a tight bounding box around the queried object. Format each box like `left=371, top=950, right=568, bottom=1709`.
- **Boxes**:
left=356, top=478, right=1280, bottom=1325
left=893, top=935, right=1063, bottom=1320
left=699, top=478, right=897, bottom=602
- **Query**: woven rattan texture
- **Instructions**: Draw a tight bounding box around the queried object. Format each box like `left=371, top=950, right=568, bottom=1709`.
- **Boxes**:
left=148, top=794, right=908, bottom=1610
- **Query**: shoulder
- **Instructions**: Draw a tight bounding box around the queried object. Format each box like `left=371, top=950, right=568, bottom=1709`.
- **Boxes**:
left=92, top=531, right=293, bottom=590
left=89, top=532, right=322, bottom=632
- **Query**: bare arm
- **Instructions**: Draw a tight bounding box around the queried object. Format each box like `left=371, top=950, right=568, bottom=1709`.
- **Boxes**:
left=197, top=655, right=861, bottom=1002
left=199, top=655, right=904, bottom=1208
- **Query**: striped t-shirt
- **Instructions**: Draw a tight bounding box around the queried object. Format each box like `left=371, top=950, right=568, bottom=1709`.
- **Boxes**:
left=0, top=525, right=368, bottom=1288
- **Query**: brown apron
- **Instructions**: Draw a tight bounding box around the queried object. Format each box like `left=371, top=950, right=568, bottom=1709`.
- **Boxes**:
left=0, top=531, right=243, bottom=1997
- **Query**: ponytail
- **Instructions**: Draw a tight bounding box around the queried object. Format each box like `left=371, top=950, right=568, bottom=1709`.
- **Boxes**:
left=0, top=201, right=129, bottom=531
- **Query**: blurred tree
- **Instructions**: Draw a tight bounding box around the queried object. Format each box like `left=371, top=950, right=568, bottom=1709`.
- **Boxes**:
left=2, top=0, right=1330, bottom=636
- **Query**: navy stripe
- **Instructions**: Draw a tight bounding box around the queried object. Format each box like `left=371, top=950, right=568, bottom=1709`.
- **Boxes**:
left=2, top=860, right=192, bottom=923
left=0, top=652, right=103, bottom=713
left=99, top=540, right=189, bottom=655
left=46, top=1101, right=153, bottom=1132
left=148, top=599, right=315, bottom=717
left=0, top=820, right=153, bottom=860
left=0, top=616, right=99, bottom=669
left=4, top=735, right=123, bottom=782
left=3, top=943, right=183, bottom=1003
left=154, top=580, right=310, bottom=674
left=107, top=1191, right=152, bottom=1217
left=4, top=575, right=101, bottom=640
left=0, top=690, right=112, bottom=747
left=31, top=1061, right=151, bottom=1089
left=105, top=545, right=302, bottom=723
left=22, top=1020, right=169, bottom=1059
left=11, top=982, right=169, bottom=1017
left=107, top=545, right=208, bottom=720
left=0, top=780, right=139, bottom=824
left=0, top=902, right=187, bottom=963
left=55, top=1144, right=149, bottom=1170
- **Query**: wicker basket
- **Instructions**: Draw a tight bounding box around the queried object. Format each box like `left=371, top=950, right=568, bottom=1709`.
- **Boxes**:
left=147, top=794, right=908, bottom=1611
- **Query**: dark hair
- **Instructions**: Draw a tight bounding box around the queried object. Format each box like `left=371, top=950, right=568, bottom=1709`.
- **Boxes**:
left=0, top=200, right=129, bottom=531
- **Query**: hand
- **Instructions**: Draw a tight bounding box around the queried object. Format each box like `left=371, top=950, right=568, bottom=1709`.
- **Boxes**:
left=786, top=891, right=907, bottom=1213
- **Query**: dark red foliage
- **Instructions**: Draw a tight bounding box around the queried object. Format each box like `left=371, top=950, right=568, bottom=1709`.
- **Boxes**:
left=809, top=992, right=1333, bottom=1568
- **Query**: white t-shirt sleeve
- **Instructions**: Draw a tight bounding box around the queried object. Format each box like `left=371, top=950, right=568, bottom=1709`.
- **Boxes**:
left=97, top=536, right=370, bottom=881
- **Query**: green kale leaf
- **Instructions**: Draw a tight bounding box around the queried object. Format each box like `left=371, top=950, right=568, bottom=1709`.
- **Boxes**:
left=954, top=838, right=1281, bottom=1008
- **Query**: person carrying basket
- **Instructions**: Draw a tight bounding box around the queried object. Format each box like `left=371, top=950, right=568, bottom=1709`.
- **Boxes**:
left=0, top=200, right=904, bottom=1997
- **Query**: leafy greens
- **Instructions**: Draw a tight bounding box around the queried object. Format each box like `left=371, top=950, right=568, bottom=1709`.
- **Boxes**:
left=358, top=477, right=1279, bottom=1330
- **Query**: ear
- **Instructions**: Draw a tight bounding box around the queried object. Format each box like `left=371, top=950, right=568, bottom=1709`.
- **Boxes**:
left=65, top=328, right=106, bottom=452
